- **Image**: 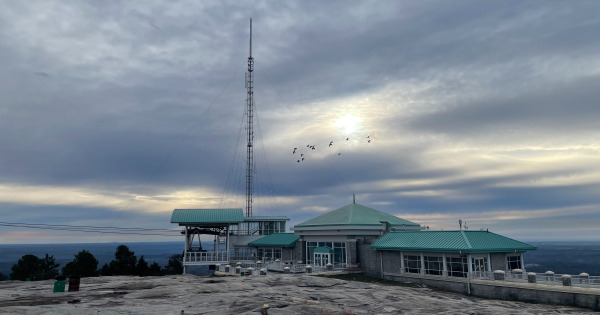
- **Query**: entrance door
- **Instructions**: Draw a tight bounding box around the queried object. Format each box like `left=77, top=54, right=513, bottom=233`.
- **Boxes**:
left=314, top=253, right=331, bottom=267
left=472, top=257, right=486, bottom=278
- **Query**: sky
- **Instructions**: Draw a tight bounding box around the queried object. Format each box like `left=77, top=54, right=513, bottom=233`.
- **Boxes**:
left=1, top=0, right=600, bottom=244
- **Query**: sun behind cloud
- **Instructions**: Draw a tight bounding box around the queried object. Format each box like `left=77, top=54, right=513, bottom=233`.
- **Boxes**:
left=335, top=114, right=362, bottom=135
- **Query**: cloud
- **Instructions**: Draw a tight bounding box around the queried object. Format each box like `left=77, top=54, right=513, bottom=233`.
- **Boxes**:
left=1, top=1, right=600, bottom=242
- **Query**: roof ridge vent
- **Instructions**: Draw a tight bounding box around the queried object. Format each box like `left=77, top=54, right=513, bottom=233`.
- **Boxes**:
left=460, top=230, right=472, bottom=249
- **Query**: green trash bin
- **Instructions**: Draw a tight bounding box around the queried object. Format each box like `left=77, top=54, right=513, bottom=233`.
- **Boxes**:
left=53, top=276, right=66, bottom=293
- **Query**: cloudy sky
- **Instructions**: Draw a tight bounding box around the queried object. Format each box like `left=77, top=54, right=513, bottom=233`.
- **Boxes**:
left=1, top=0, right=600, bottom=244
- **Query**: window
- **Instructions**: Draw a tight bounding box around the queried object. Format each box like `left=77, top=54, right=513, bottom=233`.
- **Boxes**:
left=447, top=256, right=468, bottom=278
left=507, top=255, right=522, bottom=270
left=273, top=249, right=282, bottom=260
left=404, top=255, right=421, bottom=273
left=257, top=248, right=264, bottom=260
left=424, top=256, right=443, bottom=275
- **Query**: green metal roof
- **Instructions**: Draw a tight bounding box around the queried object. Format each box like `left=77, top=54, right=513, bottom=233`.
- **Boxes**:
left=248, top=233, right=299, bottom=247
left=314, top=247, right=333, bottom=253
left=371, top=230, right=537, bottom=253
left=170, top=209, right=244, bottom=224
left=295, top=203, right=420, bottom=228
left=244, top=216, right=290, bottom=222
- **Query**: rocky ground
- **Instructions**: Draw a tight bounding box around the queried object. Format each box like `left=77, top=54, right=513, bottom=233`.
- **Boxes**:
left=0, top=273, right=592, bottom=314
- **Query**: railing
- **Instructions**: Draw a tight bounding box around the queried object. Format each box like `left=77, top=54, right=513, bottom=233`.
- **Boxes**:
left=265, top=261, right=348, bottom=273
left=184, top=251, right=228, bottom=263
left=471, top=271, right=600, bottom=289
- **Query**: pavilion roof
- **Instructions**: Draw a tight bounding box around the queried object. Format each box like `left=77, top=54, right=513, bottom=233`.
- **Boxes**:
left=170, top=209, right=244, bottom=224
left=371, top=230, right=536, bottom=253
left=295, top=203, right=419, bottom=228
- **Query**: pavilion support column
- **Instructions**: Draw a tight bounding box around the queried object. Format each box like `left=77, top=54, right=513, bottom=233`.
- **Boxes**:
left=487, top=253, right=492, bottom=272
left=467, top=254, right=473, bottom=275
left=420, top=253, right=425, bottom=275
left=442, top=254, right=447, bottom=276
left=400, top=252, right=405, bottom=274
left=183, top=226, right=189, bottom=275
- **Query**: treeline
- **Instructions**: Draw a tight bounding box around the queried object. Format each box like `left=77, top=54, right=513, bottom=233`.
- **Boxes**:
left=0, top=245, right=182, bottom=281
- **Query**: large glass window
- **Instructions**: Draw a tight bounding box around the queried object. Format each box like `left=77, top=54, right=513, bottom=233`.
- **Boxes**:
left=424, top=256, right=443, bottom=275
left=447, top=256, right=468, bottom=278
left=507, top=255, right=522, bottom=270
left=404, top=255, right=421, bottom=273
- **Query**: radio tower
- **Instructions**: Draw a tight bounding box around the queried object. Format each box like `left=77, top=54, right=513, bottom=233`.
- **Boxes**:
left=245, top=18, right=255, bottom=217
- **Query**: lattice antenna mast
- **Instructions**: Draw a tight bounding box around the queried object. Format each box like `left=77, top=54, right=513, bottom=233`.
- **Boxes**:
left=245, top=18, right=255, bottom=217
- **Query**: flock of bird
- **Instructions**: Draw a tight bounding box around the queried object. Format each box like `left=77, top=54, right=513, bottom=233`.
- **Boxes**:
left=292, top=135, right=373, bottom=164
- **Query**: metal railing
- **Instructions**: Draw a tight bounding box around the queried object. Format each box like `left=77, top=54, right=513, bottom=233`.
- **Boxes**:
left=471, top=271, right=600, bottom=289
left=184, top=251, right=228, bottom=263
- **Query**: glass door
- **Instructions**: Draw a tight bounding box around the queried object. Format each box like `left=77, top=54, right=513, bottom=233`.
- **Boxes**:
left=472, top=257, right=486, bottom=278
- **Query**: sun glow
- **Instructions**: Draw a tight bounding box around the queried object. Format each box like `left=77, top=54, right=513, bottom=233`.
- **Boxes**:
left=335, top=114, right=362, bottom=134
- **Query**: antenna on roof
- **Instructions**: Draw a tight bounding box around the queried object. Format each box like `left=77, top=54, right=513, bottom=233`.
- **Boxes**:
left=459, top=219, right=462, bottom=230
left=353, top=193, right=356, bottom=204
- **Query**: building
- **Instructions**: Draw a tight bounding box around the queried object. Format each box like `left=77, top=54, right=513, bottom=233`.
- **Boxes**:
left=170, top=201, right=535, bottom=275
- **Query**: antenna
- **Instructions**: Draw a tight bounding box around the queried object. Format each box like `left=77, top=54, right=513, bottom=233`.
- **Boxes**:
left=459, top=219, right=462, bottom=230
left=245, top=18, right=255, bottom=217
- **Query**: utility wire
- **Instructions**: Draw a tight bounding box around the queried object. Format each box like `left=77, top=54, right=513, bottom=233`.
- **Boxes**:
left=0, top=221, right=181, bottom=237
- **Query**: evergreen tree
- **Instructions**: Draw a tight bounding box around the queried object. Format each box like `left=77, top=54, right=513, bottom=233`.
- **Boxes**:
left=108, top=245, right=137, bottom=275
left=10, top=254, right=59, bottom=281
left=148, top=262, right=163, bottom=276
left=0, top=272, right=7, bottom=281
left=136, top=256, right=149, bottom=276
left=41, top=254, right=60, bottom=280
left=62, top=250, right=99, bottom=277
left=162, top=254, right=183, bottom=275
left=100, top=263, right=111, bottom=276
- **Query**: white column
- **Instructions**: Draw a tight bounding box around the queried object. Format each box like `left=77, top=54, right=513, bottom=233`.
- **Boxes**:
left=420, top=253, right=425, bottom=275
left=183, top=226, right=188, bottom=275
left=400, top=252, right=405, bottom=274
left=467, top=254, right=473, bottom=273
left=442, top=253, right=447, bottom=276
left=487, top=253, right=492, bottom=272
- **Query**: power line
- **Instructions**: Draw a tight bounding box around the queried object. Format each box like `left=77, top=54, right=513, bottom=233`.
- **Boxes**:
left=0, top=221, right=181, bottom=237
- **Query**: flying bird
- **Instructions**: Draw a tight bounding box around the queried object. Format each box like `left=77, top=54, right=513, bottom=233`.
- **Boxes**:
left=368, top=139, right=371, bottom=143
left=346, top=138, right=349, bottom=141
left=293, top=148, right=298, bottom=154
left=329, top=141, right=333, bottom=147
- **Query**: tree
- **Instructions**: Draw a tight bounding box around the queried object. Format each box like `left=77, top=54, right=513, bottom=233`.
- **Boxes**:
left=0, top=272, right=7, bottom=281
left=62, top=250, right=99, bottom=277
left=108, top=245, right=137, bottom=275
left=10, top=254, right=59, bottom=281
left=100, top=263, right=111, bottom=276
left=162, top=254, right=183, bottom=275
left=136, top=256, right=149, bottom=276
left=41, top=254, right=60, bottom=279
left=148, top=262, right=163, bottom=276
